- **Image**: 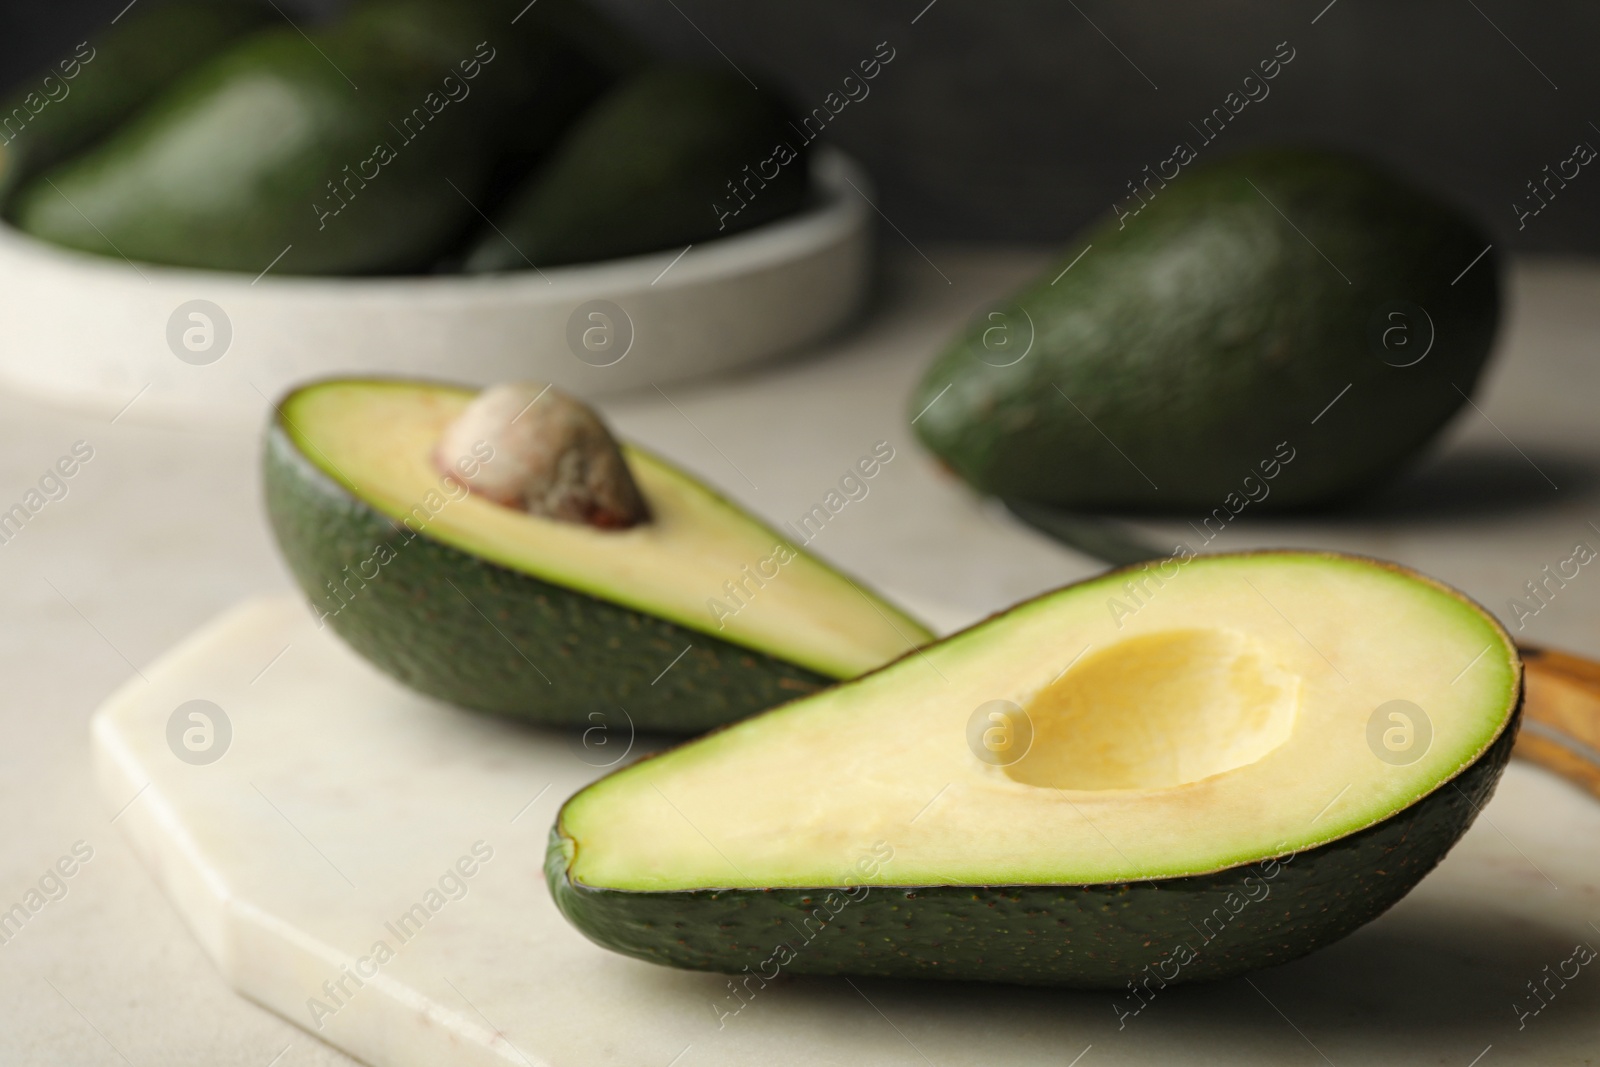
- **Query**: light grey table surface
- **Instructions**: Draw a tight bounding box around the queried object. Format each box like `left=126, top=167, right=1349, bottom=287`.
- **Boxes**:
left=1, top=248, right=1597, bottom=1064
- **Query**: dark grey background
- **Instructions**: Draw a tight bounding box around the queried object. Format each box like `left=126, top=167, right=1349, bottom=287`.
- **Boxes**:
left=5, top=0, right=1597, bottom=250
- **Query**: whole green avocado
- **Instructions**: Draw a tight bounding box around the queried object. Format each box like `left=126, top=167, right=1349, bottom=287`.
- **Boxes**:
left=909, top=148, right=1501, bottom=511
left=9, top=0, right=608, bottom=275
left=0, top=0, right=273, bottom=200
left=464, top=65, right=809, bottom=271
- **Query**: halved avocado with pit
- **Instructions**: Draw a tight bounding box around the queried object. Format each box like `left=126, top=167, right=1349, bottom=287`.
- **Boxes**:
left=263, top=379, right=934, bottom=732
left=548, top=551, right=1521, bottom=986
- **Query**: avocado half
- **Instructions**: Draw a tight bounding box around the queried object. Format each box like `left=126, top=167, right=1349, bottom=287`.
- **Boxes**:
left=548, top=552, right=1521, bottom=987
left=263, top=379, right=933, bottom=732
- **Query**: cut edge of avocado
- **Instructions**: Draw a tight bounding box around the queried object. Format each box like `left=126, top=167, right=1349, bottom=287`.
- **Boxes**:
left=546, top=551, right=1521, bottom=985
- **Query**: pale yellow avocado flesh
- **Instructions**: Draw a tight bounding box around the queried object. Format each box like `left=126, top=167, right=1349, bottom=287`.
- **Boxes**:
left=563, top=553, right=1519, bottom=889
left=281, top=381, right=932, bottom=679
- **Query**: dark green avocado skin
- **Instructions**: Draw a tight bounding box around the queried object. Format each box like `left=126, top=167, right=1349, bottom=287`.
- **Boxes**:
left=464, top=65, right=809, bottom=271
left=910, top=147, right=1501, bottom=511
left=547, top=711, right=1517, bottom=987
left=515, top=0, right=652, bottom=83
left=0, top=0, right=273, bottom=198
left=10, top=0, right=607, bottom=274
left=262, top=422, right=829, bottom=733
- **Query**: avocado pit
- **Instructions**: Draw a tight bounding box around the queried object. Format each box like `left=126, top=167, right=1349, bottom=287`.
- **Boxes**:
left=434, top=382, right=649, bottom=529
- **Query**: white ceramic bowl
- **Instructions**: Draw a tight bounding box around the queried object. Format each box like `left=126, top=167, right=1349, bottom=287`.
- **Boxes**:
left=0, top=149, right=871, bottom=428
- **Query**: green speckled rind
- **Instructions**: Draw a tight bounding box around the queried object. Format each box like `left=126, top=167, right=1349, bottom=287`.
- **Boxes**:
left=547, top=711, right=1518, bottom=987
left=0, top=0, right=274, bottom=200
left=12, top=0, right=607, bottom=274
left=263, top=424, right=829, bottom=733
left=465, top=65, right=811, bottom=271
left=910, top=147, right=1501, bottom=511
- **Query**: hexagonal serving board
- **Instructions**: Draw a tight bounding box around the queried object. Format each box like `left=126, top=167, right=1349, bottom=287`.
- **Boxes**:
left=92, top=597, right=1600, bottom=1066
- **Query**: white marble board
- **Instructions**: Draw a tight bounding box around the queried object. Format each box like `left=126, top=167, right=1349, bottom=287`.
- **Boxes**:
left=92, top=594, right=1600, bottom=1067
